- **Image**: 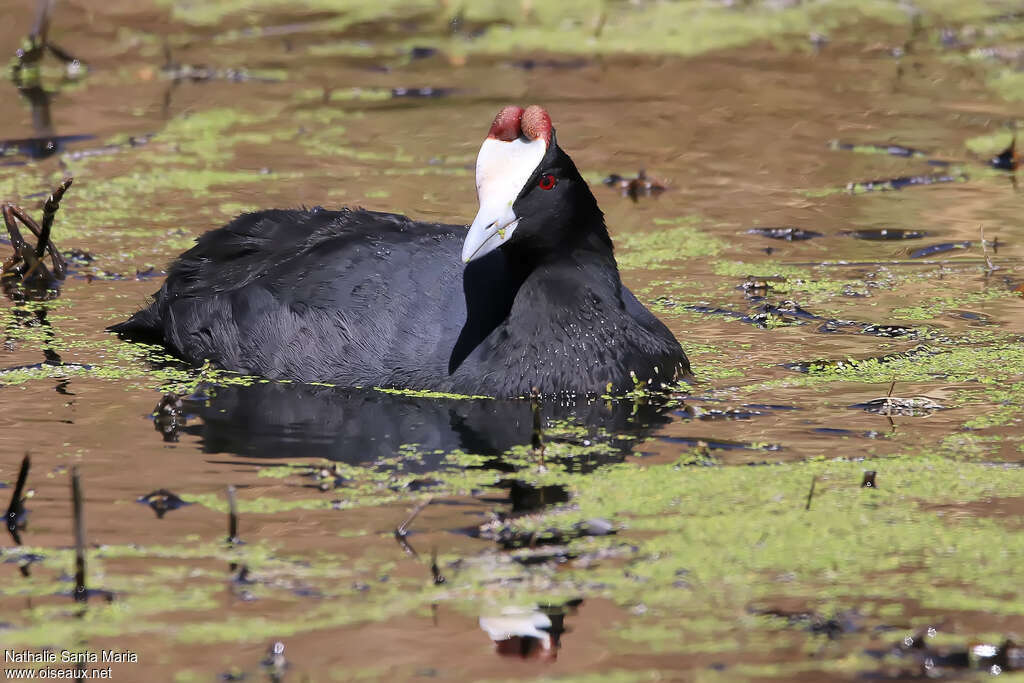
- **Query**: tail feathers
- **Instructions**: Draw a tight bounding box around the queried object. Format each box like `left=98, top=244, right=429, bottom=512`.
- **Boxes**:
left=107, top=302, right=165, bottom=344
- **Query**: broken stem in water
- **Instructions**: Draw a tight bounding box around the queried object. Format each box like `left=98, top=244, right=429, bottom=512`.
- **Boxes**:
left=5, top=453, right=30, bottom=545
left=530, top=387, right=545, bottom=460
left=36, top=177, right=71, bottom=260
left=226, top=484, right=239, bottom=544
left=804, top=476, right=816, bottom=511
left=71, top=465, right=86, bottom=603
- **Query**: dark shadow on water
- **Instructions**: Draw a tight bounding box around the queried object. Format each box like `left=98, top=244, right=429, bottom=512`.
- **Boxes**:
left=182, top=381, right=675, bottom=470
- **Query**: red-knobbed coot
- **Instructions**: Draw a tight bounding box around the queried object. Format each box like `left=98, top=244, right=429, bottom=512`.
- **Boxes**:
left=110, top=105, right=690, bottom=396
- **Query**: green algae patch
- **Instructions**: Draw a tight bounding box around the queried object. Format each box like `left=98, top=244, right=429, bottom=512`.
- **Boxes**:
left=891, top=289, right=1020, bottom=321
left=181, top=492, right=342, bottom=514
left=616, top=217, right=724, bottom=270
left=790, top=340, right=1024, bottom=385
left=965, top=130, right=1018, bottom=157
left=149, top=0, right=1008, bottom=62
left=712, top=260, right=817, bottom=280
left=439, top=451, right=1024, bottom=669
left=156, top=0, right=437, bottom=26
left=987, top=69, right=1024, bottom=102
left=0, top=306, right=273, bottom=395
left=683, top=341, right=751, bottom=381
left=374, top=386, right=493, bottom=400
left=0, top=536, right=413, bottom=647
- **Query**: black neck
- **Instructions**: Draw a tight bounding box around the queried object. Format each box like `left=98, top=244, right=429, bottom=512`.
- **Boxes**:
left=448, top=213, right=620, bottom=376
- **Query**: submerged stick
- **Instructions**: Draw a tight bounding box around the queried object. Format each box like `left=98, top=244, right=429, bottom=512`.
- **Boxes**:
left=226, top=485, right=239, bottom=543
left=804, top=476, right=816, bottom=511
left=70, top=465, right=86, bottom=603
left=5, top=453, right=30, bottom=544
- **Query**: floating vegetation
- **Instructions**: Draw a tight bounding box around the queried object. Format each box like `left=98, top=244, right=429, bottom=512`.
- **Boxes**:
left=161, top=61, right=284, bottom=84
left=842, top=228, right=927, bottom=240
left=136, top=489, right=191, bottom=518
left=659, top=435, right=780, bottom=452
left=909, top=241, right=972, bottom=258
left=674, top=405, right=763, bottom=421
left=688, top=299, right=920, bottom=337
left=615, top=217, right=723, bottom=269
left=746, top=227, right=823, bottom=241
left=828, top=140, right=930, bottom=158
left=390, top=86, right=455, bottom=98
left=989, top=135, right=1019, bottom=171
left=688, top=300, right=822, bottom=329
left=850, top=395, right=945, bottom=417
left=603, top=170, right=666, bottom=202
left=783, top=344, right=939, bottom=374
left=846, top=172, right=967, bottom=193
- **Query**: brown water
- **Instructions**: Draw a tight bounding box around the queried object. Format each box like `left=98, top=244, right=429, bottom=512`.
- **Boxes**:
left=1, top=1, right=1023, bottom=681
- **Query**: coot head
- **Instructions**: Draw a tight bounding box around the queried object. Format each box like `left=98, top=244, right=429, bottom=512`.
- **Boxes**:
left=463, top=105, right=604, bottom=263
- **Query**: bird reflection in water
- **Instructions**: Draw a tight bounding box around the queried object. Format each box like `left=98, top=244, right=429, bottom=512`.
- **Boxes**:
left=172, top=380, right=676, bottom=470
left=479, top=600, right=582, bottom=661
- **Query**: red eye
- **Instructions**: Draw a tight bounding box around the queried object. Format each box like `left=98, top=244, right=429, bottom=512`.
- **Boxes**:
left=538, top=174, right=557, bottom=190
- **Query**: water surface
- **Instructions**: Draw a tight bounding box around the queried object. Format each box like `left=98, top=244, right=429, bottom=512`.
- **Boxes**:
left=0, top=1, right=1022, bottom=680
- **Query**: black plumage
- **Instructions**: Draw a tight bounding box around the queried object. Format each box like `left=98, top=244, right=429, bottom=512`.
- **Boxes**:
left=111, top=107, right=690, bottom=397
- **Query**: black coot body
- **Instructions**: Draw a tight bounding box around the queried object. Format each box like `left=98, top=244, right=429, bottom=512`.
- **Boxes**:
left=111, top=106, right=689, bottom=396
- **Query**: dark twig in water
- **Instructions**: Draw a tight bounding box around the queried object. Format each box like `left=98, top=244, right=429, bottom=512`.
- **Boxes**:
left=5, top=453, right=30, bottom=544
left=805, top=476, right=816, bottom=511
left=394, top=498, right=432, bottom=558
left=861, top=471, right=877, bottom=488
left=226, top=485, right=239, bottom=544
left=70, top=465, right=87, bottom=603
